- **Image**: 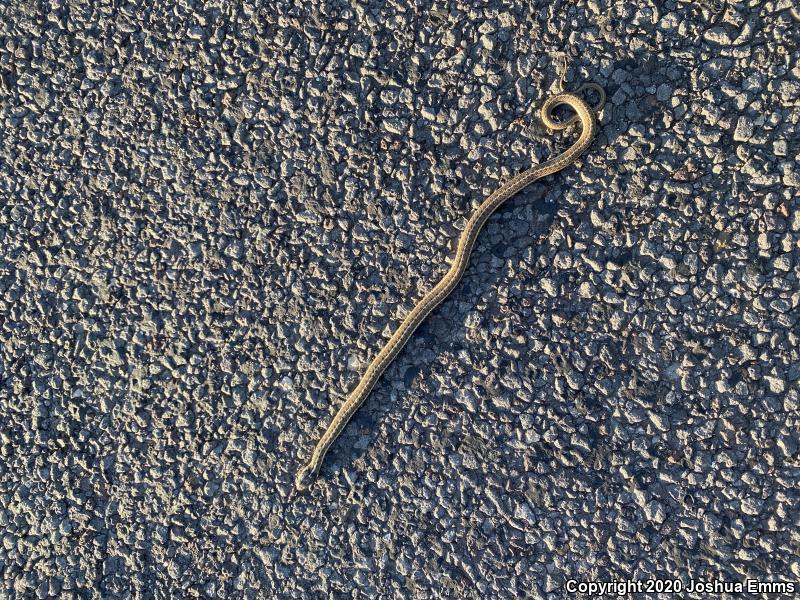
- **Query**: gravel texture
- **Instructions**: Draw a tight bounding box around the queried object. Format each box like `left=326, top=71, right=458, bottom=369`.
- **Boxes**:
left=1, top=0, right=799, bottom=598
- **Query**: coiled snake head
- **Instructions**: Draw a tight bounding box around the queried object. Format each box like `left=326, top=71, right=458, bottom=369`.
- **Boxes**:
left=540, top=82, right=605, bottom=132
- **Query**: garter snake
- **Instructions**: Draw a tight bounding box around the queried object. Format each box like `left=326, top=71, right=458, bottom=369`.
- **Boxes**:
left=296, top=83, right=605, bottom=490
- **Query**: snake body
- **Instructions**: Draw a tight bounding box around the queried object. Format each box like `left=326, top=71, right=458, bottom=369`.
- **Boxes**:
left=296, top=85, right=604, bottom=490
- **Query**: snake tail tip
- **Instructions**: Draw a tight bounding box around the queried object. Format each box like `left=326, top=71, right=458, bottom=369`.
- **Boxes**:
left=295, top=464, right=316, bottom=491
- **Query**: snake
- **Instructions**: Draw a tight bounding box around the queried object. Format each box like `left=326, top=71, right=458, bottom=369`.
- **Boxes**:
left=295, top=83, right=605, bottom=490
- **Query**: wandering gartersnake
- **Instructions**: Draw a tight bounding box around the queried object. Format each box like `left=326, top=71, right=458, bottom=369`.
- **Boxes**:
left=296, top=83, right=605, bottom=490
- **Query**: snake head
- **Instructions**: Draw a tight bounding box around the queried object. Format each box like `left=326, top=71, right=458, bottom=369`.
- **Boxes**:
left=540, top=82, right=605, bottom=132
left=575, top=82, right=606, bottom=114
left=295, top=464, right=317, bottom=491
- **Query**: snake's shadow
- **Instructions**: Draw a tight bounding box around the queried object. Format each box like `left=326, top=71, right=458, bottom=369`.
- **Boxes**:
left=320, top=182, right=560, bottom=482
left=317, top=52, right=691, bottom=483
left=315, top=54, right=687, bottom=481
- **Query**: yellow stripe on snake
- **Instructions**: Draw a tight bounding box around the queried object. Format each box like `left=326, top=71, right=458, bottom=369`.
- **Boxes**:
left=296, top=84, right=605, bottom=490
